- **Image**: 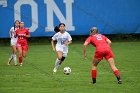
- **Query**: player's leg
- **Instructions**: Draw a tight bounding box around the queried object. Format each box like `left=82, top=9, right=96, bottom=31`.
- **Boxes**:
left=22, top=45, right=28, bottom=58
left=7, top=51, right=13, bottom=65
left=107, top=58, right=122, bottom=84
left=12, top=45, right=17, bottom=65
left=53, top=51, right=63, bottom=73
left=7, top=45, right=14, bottom=65
left=59, top=56, right=65, bottom=65
left=17, top=46, right=23, bottom=66
left=91, top=51, right=103, bottom=84
left=59, top=53, right=67, bottom=65
left=91, top=58, right=100, bottom=84
left=105, top=50, right=122, bottom=84
left=8, top=40, right=17, bottom=65
left=22, top=50, right=27, bottom=58
left=18, top=45, right=28, bottom=66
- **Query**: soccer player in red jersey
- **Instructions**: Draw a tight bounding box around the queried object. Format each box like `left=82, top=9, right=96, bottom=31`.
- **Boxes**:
left=83, top=27, right=122, bottom=84
left=15, top=22, right=30, bottom=66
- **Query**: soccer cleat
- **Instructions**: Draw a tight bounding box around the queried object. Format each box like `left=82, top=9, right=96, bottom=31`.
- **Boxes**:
left=118, top=80, right=122, bottom=84
left=53, top=67, right=57, bottom=74
left=7, top=61, right=11, bottom=65
left=91, top=81, right=96, bottom=84
left=14, top=62, right=18, bottom=66
left=7, top=62, right=10, bottom=65
left=92, top=81, right=96, bottom=84
left=116, top=76, right=122, bottom=84
left=20, top=63, right=22, bottom=66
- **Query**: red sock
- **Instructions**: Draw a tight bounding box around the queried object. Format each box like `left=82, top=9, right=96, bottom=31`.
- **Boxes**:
left=92, top=70, right=97, bottom=78
left=19, top=57, right=22, bottom=63
left=114, top=70, right=120, bottom=77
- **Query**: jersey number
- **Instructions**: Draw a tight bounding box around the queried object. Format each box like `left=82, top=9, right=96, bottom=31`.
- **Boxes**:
left=61, top=40, right=64, bottom=45
left=95, top=35, right=103, bottom=40
left=19, top=36, right=24, bottom=39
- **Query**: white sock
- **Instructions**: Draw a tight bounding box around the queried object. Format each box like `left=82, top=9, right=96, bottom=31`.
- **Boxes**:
left=9, top=54, right=13, bottom=61
left=13, top=54, right=17, bottom=62
left=55, top=58, right=61, bottom=69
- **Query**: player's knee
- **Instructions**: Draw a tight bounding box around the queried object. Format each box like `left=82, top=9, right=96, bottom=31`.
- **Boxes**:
left=19, top=53, right=22, bottom=57
left=92, top=62, right=98, bottom=66
left=13, top=52, right=16, bottom=55
left=92, top=64, right=96, bottom=67
left=23, top=55, right=26, bottom=58
left=58, top=57, right=62, bottom=60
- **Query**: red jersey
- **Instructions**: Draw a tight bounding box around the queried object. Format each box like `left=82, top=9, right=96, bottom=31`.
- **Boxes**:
left=15, top=28, right=30, bottom=46
left=85, top=34, right=110, bottom=51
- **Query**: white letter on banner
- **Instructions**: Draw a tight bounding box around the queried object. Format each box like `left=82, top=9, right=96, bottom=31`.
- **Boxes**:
left=44, top=0, right=75, bottom=31
left=14, top=0, right=38, bottom=32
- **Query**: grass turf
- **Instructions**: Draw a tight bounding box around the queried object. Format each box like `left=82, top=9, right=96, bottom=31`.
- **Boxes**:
left=0, top=41, right=140, bottom=93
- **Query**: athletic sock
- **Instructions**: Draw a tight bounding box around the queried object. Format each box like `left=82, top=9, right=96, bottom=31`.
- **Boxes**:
left=55, top=58, right=61, bottom=69
left=9, top=54, right=13, bottom=61
left=19, top=57, right=22, bottom=64
left=13, top=54, right=17, bottom=62
left=92, top=70, right=97, bottom=84
left=114, top=70, right=121, bottom=81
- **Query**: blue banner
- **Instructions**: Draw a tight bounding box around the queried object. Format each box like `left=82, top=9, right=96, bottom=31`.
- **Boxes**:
left=0, top=0, right=140, bottom=38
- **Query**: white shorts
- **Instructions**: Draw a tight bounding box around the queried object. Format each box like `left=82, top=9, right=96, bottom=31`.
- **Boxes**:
left=10, top=40, right=17, bottom=46
left=56, top=45, right=68, bottom=57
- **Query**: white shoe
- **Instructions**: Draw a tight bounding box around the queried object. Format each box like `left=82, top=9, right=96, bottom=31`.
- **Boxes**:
left=14, top=62, right=18, bottom=66
left=53, top=67, right=57, bottom=74
left=20, top=63, right=22, bottom=66
left=7, top=59, right=11, bottom=65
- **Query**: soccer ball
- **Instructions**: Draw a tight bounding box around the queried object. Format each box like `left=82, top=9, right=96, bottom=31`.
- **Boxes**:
left=63, top=67, right=71, bottom=75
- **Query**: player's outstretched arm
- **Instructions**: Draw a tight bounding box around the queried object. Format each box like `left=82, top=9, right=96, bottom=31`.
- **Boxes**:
left=83, top=42, right=89, bottom=59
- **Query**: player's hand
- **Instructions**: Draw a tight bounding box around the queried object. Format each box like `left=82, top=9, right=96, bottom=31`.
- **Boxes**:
left=64, top=41, right=71, bottom=46
left=52, top=48, right=56, bottom=52
left=64, top=42, right=69, bottom=46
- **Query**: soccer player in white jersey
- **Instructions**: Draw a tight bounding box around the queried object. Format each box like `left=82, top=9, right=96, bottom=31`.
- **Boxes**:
left=51, top=23, right=72, bottom=73
left=7, top=20, right=20, bottom=65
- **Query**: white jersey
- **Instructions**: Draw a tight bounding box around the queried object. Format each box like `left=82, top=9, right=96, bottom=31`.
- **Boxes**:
left=52, top=31, right=72, bottom=55
left=9, top=27, right=18, bottom=46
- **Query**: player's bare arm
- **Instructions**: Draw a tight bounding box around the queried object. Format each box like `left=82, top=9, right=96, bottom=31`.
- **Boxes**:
left=25, top=34, right=30, bottom=38
left=51, top=39, right=56, bottom=51
left=106, top=39, right=112, bottom=46
left=64, top=41, right=72, bottom=46
left=14, top=32, right=17, bottom=38
left=83, top=42, right=89, bottom=59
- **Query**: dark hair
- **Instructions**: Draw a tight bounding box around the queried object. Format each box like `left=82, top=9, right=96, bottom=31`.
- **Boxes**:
left=90, top=27, right=98, bottom=33
left=59, top=23, right=65, bottom=27
left=14, top=20, right=20, bottom=30
left=54, top=26, right=60, bottom=33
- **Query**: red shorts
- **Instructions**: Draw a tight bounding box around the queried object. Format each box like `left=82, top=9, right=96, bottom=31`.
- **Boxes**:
left=94, top=49, right=114, bottom=60
left=17, top=43, right=28, bottom=51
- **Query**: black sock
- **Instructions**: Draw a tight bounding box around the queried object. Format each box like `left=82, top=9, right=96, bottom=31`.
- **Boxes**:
left=116, top=76, right=121, bottom=81
left=92, top=78, right=96, bottom=84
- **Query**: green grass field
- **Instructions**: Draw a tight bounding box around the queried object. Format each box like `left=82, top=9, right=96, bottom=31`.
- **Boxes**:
left=0, top=41, right=140, bottom=93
